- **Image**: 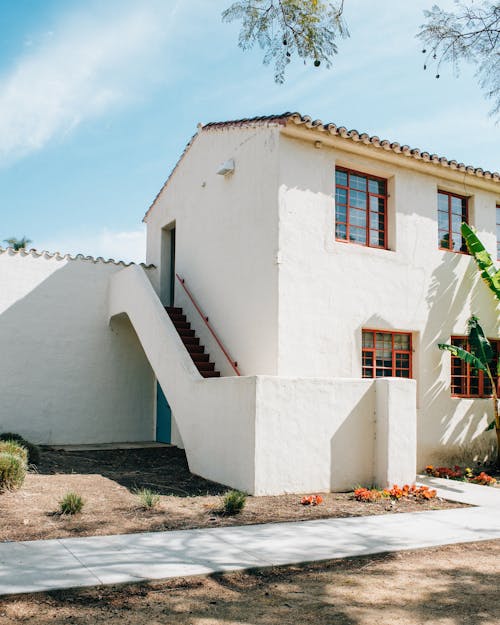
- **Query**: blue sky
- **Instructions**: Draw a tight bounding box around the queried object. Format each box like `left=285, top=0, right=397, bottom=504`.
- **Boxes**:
left=1, top=0, right=498, bottom=262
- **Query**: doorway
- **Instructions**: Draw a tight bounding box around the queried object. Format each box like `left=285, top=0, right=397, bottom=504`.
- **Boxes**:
left=160, top=224, right=176, bottom=306
left=156, top=382, right=171, bottom=443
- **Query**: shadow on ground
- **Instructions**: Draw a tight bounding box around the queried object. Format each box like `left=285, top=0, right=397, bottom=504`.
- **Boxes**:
left=36, top=447, right=230, bottom=497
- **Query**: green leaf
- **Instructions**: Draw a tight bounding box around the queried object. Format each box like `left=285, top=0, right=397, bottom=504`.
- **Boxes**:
left=438, top=343, right=488, bottom=372
left=485, top=420, right=495, bottom=431
left=467, top=316, right=493, bottom=365
left=461, top=222, right=500, bottom=301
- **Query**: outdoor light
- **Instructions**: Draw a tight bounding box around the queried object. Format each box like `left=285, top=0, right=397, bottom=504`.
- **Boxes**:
left=216, top=158, right=235, bottom=176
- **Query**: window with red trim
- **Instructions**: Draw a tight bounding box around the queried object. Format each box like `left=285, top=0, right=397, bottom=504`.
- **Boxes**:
left=362, top=330, right=412, bottom=378
left=450, top=336, right=499, bottom=397
left=438, top=190, right=468, bottom=253
left=335, top=168, right=387, bottom=248
left=496, top=204, right=500, bottom=261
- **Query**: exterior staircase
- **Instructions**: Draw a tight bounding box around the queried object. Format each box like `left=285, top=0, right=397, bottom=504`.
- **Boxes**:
left=166, top=307, right=221, bottom=378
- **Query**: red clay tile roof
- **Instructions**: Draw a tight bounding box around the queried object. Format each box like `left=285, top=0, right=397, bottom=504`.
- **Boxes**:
left=144, top=112, right=499, bottom=221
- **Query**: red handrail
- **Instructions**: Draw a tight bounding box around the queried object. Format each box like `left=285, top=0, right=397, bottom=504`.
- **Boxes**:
left=176, top=273, right=241, bottom=376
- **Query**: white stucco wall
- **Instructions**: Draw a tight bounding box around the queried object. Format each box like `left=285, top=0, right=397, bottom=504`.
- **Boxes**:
left=0, top=249, right=154, bottom=444
left=276, top=129, right=499, bottom=467
left=145, top=125, right=281, bottom=377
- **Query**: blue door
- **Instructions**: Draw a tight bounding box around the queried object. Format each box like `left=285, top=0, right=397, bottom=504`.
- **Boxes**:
left=156, top=383, right=171, bottom=443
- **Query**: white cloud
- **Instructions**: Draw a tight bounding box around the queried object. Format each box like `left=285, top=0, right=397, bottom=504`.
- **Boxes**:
left=0, top=0, right=178, bottom=165
left=38, top=227, right=147, bottom=264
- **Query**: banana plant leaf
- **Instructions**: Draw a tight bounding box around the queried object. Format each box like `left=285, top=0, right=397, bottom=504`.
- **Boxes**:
left=467, top=316, right=493, bottom=365
left=461, top=222, right=500, bottom=301
left=438, top=343, right=488, bottom=372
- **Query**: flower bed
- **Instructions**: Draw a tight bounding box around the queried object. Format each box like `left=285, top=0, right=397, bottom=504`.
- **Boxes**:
left=354, top=484, right=437, bottom=502
left=425, top=465, right=497, bottom=486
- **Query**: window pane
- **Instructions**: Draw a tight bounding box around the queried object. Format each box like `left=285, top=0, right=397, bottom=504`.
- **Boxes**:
left=394, top=334, right=410, bottom=350
left=369, top=178, right=386, bottom=195
left=439, top=231, right=451, bottom=249
left=335, top=169, right=348, bottom=186
left=370, top=211, right=385, bottom=232
left=370, top=229, right=384, bottom=247
left=438, top=211, right=449, bottom=231
left=370, top=196, right=385, bottom=213
left=438, top=192, right=449, bottom=211
left=451, top=213, right=462, bottom=233
left=362, top=331, right=374, bottom=348
left=451, top=232, right=466, bottom=252
left=350, top=190, right=367, bottom=209
left=350, top=174, right=366, bottom=191
left=336, top=223, right=347, bottom=240
left=336, top=205, right=347, bottom=223
left=496, top=206, right=500, bottom=223
left=335, top=188, right=347, bottom=205
left=451, top=196, right=466, bottom=216
left=350, top=227, right=366, bottom=244
left=350, top=208, right=367, bottom=227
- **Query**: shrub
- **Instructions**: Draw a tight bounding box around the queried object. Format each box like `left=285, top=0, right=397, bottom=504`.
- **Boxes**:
left=0, top=452, right=27, bottom=491
left=0, top=440, right=28, bottom=464
left=222, top=490, right=247, bottom=515
left=0, top=432, right=40, bottom=465
left=59, top=492, right=84, bottom=515
left=135, top=488, right=161, bottom=509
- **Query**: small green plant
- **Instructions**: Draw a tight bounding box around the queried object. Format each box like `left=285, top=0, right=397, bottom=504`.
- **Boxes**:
left=59, top=492, right=84, bottom=515
left=0, top=452, right=27, bottom=491
left=135, top=488, right=161, bottom=509
left=222, top=490, right=247, bottom=515
left=0, top=440, right=28, bottom=464
left=0, top=433, right=40, bottom=465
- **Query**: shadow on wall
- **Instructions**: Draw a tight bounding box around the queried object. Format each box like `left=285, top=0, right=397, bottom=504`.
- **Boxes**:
left=0, top=258, right=154, bottom=444
left=421, top=251, right=497, bottom=464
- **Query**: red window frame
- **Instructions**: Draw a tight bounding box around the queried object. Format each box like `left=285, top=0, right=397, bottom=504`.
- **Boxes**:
left=335, top=167, right=388, bottom=249
left=496, top=204, right=500, bottom=261
left=450, top=336, right=499, bottom=398
left=362, top=329, right=412, bottom=379
left=438, top=190, right=469, bottom=253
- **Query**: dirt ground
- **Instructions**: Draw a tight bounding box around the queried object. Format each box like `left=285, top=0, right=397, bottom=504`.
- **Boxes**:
left=0, top=540, right=498, bottom=625
left=0, top=447, right=466, bottom=542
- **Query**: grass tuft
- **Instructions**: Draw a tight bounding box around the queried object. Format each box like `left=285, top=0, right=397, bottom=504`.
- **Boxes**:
left=222, top=490, right=247, bottom=515
left=135, top=488, right=161, bottom=509
left=0, top=452, right=27, bottom=492
left=59, top=491, right=84, bottom=515
left=0, top=433, right=40, bottom=465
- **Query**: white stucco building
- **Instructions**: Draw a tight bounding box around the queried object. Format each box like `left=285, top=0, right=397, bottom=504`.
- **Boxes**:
left=1, top=112, right=499, bottom=494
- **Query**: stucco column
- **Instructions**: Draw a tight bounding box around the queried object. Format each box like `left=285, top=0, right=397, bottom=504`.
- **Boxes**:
left=375, top=378, right=417, bottom=487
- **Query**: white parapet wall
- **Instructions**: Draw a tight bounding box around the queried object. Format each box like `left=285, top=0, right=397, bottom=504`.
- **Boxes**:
left=110, top=264, right=417, bottom=494
left=0, top=248, right=155, bottom=444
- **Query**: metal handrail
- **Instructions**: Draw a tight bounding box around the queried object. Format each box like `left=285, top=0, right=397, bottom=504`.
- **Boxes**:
left=176, top=273, right=241, bottom=376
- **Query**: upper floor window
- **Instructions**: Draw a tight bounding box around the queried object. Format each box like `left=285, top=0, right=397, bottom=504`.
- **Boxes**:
left=335, top=168, right=387, bottom=249
left=450, top=336, right=499, bottom=397
left=438, top=190, right=468, bottom=253
left=362, top=330, right=412, bottom=378
left=496, top=204, right=500, bottom=261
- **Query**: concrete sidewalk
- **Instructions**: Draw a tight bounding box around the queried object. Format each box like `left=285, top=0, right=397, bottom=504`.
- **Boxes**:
left=0, top=477, right=499, bottom=596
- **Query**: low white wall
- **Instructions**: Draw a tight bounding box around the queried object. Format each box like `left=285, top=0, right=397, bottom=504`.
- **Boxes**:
left=0, top=249, right=154, bottom=444
left=253, top=376, right=416, bottom=495
left=375, top=378, right=417, bottom=487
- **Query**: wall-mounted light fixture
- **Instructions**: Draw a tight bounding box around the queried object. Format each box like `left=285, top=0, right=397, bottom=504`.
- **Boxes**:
left=217, top=159, right=235, bottom=176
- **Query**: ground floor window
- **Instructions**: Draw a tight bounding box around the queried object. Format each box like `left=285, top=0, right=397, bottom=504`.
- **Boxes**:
left=450, top=336, right=499, bottom=397
left=362, top=330, right=412, bottom=378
